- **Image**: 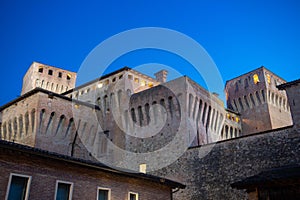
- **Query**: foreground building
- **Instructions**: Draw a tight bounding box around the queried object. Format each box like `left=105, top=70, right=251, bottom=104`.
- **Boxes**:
left=0, top=140, right=184, bottom=200
left=0, top=61, right=298, bottom=199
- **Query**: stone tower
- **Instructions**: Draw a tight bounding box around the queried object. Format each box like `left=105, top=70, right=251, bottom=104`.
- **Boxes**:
left=225, top=66, right=292, bottom=135
left=21, top=62, right=77, bottom=95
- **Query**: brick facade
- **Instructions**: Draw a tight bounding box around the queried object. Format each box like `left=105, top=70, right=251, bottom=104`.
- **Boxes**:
left=0, top=141, right=183, bottom=200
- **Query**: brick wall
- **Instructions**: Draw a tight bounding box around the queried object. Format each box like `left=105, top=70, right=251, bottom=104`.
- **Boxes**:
left=0, top=146, right=173, bottom=200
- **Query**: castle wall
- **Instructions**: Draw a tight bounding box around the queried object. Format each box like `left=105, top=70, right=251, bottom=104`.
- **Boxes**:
left=0, top=90, right=99, bottom=161
left=0, top=92, right=39, bottom=146
left=222, top=110, right=242, bottom=140
left=278, top=79, right=300, bottom=130
left=152, top=126, right=299, bottom=200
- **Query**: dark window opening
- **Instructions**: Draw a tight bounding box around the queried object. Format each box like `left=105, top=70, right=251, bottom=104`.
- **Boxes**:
left=98, top=189, right=109, bottom=200
left=48, top=69, right=53, bottom=75
left=56, top=182, right=71, bottom=200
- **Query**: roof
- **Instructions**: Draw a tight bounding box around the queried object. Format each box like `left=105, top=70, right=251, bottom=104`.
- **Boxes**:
left=32, top=61, right=77, bottom=73
left=225, top=66, right=286, bottom=86
left=0, top=140, right=185, bottom=189
left=231, top=165, right=300, bottom=189
left=62, top=66, right=158, bottom=95
left=0, top=87, right=100, bottom=112
left=225, top=108, right=241, bottom=115
left=277, top=79, right=300, bottom=90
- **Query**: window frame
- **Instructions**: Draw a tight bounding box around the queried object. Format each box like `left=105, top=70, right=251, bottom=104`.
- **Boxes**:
left=128, top=192, right=139, bottom=200
left=5, top=173, right=32, bottom=200
left=96, top=187, right=111, bottom=200
left=54, top=180, right=73, bottom=200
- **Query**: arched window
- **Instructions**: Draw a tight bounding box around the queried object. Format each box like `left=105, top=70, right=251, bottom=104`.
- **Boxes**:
left=127, top=89, right=132, bottom=96
left=235, top=82, right=239, bottom=91
left=206, top=106, right=212, bottom=133
left=145, top=103, right=150, bottom=124
left=31, top=109, right=36, bottom=132
left=271, top=93, right=275, bottom=104
left=238, top=98, right=244, bottom=111
left=202, top=103, right=207, bottom=125
left=244, top=79, right=249, bottom=88
left=131, top=108, right=136, bottom=123
left=152, top=101, right=158, bottom=124
left=225, top=125, right=229, bottom=139
left=46, top=112, right=55, bottom=135
left=103, top=95, right=108, bottom=111
left=188, top=93, right=194, bottom=117
left=65, top=118, right=74, bottom=137
left=117, top=90, right=122, bottom=107
left=168, top=96, right=173, bottom=118
left=35, top=79, right=40, bottom=87
left=39, top=109, right=45, bottom=134
left=18, top=115, right=23, bottom=138
left=255, top=91, right=261, bottom=104
left=261, top=90, right=265, bottom=102
left=196, top=99, right=203, bottom=123
left=253, top=74, right=260, bottom=84
left=250, top=93, right=256, bottom=106
left=244, top=96, right=250, bottom=108
left=25, top=112, right=29, bottom=135
left=138, top=106, right=143, bottom=126
left=55, top=115, right=65, bottom=136
left=193, top=97, right=198, bottom=119
left=13, top=117, right=18, bottom=140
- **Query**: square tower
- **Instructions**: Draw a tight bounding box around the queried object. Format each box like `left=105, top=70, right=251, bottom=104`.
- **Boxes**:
left=21, top=62, right=77, bottom=95
left=225, top=67, right=292, bottom=135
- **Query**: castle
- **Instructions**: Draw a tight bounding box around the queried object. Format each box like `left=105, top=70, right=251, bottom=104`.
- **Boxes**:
left=0, top=61, right=299, bottom=199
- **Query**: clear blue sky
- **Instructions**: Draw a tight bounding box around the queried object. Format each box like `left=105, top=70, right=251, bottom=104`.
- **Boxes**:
left=0, top=0, right=299, bottom=106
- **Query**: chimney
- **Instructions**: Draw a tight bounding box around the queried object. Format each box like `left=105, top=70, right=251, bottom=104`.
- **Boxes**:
left=155, top=70, right=168, bottom=83
left=277, top=79, right=300, bottom=130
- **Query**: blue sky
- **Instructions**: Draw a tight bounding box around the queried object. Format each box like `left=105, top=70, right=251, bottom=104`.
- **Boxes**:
left=0, top=0, right=299, bottom=105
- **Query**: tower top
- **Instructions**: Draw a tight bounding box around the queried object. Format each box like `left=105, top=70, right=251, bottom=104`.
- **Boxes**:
left=21, top=62, right=77, bottom=95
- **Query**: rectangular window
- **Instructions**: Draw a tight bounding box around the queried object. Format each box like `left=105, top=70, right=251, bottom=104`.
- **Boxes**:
left=58, top=72, right=62, bottom=78
left=129, top=192, right=138, bottom=200
left=38, top=67, right=43, bottom=73
left=48, top=69, right=53, bottom=75
left=6, top=173, right=31, bottom=200
left=134, top=78, right=139, bottom=83
left=97, top=187, right=111, bottom=200
left=55, top=181, right=73, bottom=200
